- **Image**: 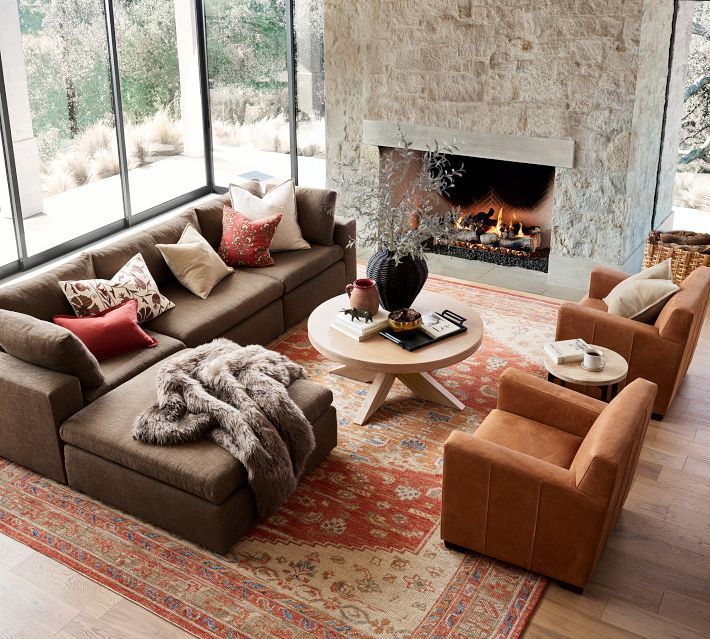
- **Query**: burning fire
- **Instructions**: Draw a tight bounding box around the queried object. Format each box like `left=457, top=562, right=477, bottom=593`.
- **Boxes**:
left=451, top=205, right=543, bottom=254
left=485, top=207, right=505, bottom=236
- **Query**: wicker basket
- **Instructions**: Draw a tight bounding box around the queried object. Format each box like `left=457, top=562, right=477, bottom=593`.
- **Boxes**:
left=643, top=231, right=710, bottom=285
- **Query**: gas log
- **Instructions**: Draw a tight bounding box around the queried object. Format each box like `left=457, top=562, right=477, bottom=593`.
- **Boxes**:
left=500, top=236, right=539, bottom=251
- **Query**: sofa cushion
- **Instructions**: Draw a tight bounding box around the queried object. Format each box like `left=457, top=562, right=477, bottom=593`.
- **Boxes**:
left=239, top=244, right=344, bottom=293
left=144, top=271, right=283, bottom=347
left=287, top=378, right=334, bottom=424
left=0, top=253, right=95, bottom=320
left=0, top=309, right=104, bottom=387
left=475, top=409, right=583, bottom=469
left=89, top=210, right=200, bottom=286
left=61, top=353, right=243, bottom=504
left=83, top=330, right=185, bottom=404
left=61, top=352, right=334, bottom=504
left=194, top=194, right=231, bottom=248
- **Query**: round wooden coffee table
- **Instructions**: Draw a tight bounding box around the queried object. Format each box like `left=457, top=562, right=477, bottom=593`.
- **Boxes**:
left=544, top=345, right=628, bottom=401
left=308, top=291, right=484, bottom=424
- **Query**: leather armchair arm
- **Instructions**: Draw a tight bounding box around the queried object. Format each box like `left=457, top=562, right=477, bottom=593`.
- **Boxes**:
left=0, top=353, right=84, bottom=483
left=334, top=215, right=357, bottom=284
left=497, top=369, right=605, bottom=437
left=588, top=266, right=630, bottom=300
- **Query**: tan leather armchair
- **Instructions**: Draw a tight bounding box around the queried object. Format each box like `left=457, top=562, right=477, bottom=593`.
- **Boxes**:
left=556, top=265, right=710, bottom=416
left=441, top=369, right=657, bottom=590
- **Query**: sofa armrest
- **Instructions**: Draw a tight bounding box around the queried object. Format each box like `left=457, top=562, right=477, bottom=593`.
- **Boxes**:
left=588, top=266, right=630, bottom=300
left=334, top=215, right=357, bottom=284
left=0, top=353, right=84, bottom=482
left=497, top=369, right=605, bottom=437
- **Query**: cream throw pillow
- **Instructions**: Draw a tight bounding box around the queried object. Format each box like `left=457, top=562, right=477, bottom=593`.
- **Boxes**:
left=229, top=179, right=310, bottom=252
left=157, top=224, right=233, bottom=299
left=604, top=259, right=678, bottom=323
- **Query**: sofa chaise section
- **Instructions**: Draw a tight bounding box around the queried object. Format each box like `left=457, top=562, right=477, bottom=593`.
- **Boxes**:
left=60, top=353, right=338, bottom=552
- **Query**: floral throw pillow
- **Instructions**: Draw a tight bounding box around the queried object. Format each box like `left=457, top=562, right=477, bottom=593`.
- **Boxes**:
left=218, top=205, right=282, bottom=267
left=59, top=253, right=175, bottom=324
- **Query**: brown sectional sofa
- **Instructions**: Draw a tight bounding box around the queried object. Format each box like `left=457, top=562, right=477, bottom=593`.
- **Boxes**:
left=0, top=189, right=355, bottom=552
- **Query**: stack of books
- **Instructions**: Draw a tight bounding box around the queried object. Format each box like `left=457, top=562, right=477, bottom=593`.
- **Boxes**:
left=331, top=309, right=390, bottom=341
left=544, top=338, right=588, bottom=364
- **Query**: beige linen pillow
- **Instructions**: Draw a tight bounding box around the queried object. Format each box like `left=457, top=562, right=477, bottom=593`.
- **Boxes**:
left=157, top=224, right=233, bottom=299
left=229, top=178, right=310, bottom=252
left=604, top=260, right=678, bottom=323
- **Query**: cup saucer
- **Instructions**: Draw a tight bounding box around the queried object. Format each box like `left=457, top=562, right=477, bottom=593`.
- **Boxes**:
left=581, top=362, right=605, bottom=372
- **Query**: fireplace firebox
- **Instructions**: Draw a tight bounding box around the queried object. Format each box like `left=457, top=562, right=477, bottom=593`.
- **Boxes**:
left=429, top=154, right=555, bottom=272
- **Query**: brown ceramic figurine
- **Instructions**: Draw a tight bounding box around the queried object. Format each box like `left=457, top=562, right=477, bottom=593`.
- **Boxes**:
left=345, top=278, right=380, bottom=315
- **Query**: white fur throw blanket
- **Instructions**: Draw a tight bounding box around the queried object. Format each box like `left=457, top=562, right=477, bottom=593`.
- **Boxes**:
left=133, top=339, right=315, bottom=517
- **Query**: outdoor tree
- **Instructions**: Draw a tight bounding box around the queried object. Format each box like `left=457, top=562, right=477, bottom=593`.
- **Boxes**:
left=679, top=3, right=710, bottom=172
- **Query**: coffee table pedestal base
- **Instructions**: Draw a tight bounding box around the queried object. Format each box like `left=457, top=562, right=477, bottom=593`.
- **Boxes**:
left=337, top=369, right=465, bottom=425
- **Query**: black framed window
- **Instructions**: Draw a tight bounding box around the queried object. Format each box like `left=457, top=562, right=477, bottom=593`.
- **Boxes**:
left=0, top=0, right=324, bottom=280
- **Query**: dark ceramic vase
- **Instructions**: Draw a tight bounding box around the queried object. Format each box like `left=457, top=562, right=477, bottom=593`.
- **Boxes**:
left=366, top=249, right=428, bottom=311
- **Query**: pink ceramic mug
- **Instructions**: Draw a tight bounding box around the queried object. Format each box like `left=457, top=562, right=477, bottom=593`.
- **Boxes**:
left=345, top=278, right=380, bottom=315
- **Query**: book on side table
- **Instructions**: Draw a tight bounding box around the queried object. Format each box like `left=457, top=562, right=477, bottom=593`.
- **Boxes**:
left=544, top=338, right=588, bottom=364
left=331, top=309, right=390, bottom=341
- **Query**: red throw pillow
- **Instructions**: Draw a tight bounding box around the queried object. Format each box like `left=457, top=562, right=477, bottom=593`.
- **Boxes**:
left=218, top=205, right=282, bottom=267
left=53, top=299, right=157, bottom=361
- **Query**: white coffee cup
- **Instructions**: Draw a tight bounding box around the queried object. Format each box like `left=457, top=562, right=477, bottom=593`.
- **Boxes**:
left=584, top=348, right=605, bottom=370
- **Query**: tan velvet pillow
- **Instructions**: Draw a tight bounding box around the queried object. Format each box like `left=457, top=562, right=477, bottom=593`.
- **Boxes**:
left=229, top=179, right=310, bottom=252
left=604, top=272, right=679, bottom=323
left=156, top=224, right=233, bottom=299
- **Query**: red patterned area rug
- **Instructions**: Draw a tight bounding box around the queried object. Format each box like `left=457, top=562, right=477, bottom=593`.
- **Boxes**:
left=0, top=274, right=561, bottom=639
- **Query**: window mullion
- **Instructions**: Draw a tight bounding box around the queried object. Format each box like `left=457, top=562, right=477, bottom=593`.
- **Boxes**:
left=0, top=50, right=28, bottom=264
left=195, top=0, right=215, bottom=192
left=285, top=0, right=299, bottom=185
left=103, top=0, right=133, bottom=224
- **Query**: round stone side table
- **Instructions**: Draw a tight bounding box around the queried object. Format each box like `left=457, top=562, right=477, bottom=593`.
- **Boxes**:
left=544, top=345, right=628, bottom=402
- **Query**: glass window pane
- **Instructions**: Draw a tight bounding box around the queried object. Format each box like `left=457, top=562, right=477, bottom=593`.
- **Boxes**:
left=114, top=0, right=207, bottom=214
left=0, top=133, right=19, bottom=267
left=205, top=0, right=291, bottom=187
left=294, top=0, right=325, bottom=187
left=11, top=0, right=124, bottom=257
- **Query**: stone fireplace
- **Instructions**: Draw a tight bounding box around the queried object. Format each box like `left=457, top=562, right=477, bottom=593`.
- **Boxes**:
left=324, top=0, right=685, bottom=286
left=367, top=121, right=573, bottom=272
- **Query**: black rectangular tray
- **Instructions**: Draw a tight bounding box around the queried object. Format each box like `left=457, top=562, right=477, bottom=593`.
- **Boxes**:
left=379, top=309, right=467, bottom=352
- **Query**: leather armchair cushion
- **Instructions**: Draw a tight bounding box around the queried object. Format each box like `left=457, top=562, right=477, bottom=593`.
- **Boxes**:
left=476, top=409, right=583, bottom=469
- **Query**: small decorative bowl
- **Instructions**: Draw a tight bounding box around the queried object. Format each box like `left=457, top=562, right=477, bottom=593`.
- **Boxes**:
left=388, top=308, right=422, bottom=332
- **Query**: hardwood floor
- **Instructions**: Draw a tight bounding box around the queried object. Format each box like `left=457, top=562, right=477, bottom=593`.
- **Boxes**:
left=0, top=309, right=709, bottom=637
